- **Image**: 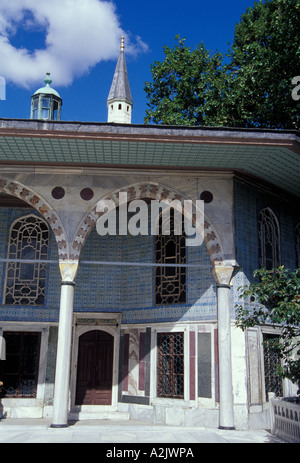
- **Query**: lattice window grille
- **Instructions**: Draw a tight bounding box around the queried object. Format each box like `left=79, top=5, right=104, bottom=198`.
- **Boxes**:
left=295, top=223, right=300, bottom=268
left=258, top=208, right=280, bottom=270
left=155, top=209, right=186, bottom=305
left=4, top=215, right=49, bottom=306
left=263, top=333, right=283, bottom=400
left=157, top=332, right=184, bottom=399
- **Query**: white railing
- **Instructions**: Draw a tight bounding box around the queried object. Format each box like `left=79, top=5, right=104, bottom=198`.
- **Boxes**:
left=269, top=394, right=300, bottom=443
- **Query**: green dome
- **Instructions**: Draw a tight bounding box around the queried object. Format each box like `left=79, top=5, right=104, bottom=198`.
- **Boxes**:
left=33, top=73, right=61, bottom=98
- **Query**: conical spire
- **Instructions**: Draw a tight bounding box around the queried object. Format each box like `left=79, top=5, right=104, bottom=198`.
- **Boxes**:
left=107, top=37, right=133, bottom=124
left=108, top=37, right=132, bottom=104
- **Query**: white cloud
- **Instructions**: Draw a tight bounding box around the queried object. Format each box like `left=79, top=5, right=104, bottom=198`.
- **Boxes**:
left=0, top=0, right=147, bottom=88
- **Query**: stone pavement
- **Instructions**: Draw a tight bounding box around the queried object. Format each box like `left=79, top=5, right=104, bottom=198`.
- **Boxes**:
left=0, top=418, right=286, bottom=444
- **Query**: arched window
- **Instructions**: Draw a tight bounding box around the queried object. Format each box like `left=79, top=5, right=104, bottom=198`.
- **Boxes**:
left=295, top=223, right=300, bottom=268
left=155, top=208, right=186, bottom=304
left=4, top=215, right=49, bottom=305
left=258, top=208, right=280, bottom=270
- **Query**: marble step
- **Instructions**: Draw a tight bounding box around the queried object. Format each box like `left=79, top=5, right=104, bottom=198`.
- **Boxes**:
left=69, top=408, right=130, bottom=422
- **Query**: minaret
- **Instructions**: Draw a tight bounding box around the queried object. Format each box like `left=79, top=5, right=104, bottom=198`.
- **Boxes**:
left=107, top=37, right=133, bottom=124
left=30, top=73, right=62, bottom=121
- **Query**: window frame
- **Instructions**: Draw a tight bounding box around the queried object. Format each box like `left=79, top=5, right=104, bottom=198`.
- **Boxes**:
left=258, top=326, right=285, bottom=402
left=262, top=331, right=283, bottom=401
left=258, top=207, right=281, bottom=270
left=150, top=327, right=190, bottom=404
left=0, top=331, right=41, bottom=399
left=154, top=208, right=186, bottom=305
left=4, top=214, right=49, bottom=306
left=157, top=331, right=185, bottom=399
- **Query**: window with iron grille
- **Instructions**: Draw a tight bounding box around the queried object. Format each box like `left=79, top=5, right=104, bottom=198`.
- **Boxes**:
left=155, top=209, right=186, bottom=305
left=258, top=208, right=280, bottom=270
left=0, top=332, right=41, bottom=398
left=295, top=223, right=300, bottom=268
left=263, top=333, right=283, bottom=400
left=157, top=332, right=184, bottom=399
left=4, top=215, right=49, bottom=305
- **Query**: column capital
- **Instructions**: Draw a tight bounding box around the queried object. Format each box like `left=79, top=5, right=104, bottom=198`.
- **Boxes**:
left=212, top=265, right=234, bottom=287
left=59, top=260, right=79, bottom=282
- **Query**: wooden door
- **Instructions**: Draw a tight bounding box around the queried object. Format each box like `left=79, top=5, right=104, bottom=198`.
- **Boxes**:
left=75, top=330, right=114, bottom=405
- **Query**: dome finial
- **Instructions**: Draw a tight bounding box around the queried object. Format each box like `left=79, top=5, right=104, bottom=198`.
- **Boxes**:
left=44, top=72, right=52, bottom=86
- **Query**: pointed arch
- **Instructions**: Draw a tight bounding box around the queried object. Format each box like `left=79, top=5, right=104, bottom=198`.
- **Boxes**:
left=258, top=207, right=281, bottom=270
left=71, top=181, right=224, bottom=265
left=0, top=176, right=69, bottom=261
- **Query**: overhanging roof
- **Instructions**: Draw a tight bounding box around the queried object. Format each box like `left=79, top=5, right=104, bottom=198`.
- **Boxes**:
left=0, top=118, right=299, bottom=197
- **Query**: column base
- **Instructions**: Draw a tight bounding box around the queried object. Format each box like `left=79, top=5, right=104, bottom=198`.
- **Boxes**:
left=50, top=424, right=69, bottom=428
left=219, top=426, right=236, bottom=430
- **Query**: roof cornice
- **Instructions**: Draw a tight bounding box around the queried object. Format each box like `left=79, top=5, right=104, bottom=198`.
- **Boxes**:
left=0, top=118, right=299, bottom=152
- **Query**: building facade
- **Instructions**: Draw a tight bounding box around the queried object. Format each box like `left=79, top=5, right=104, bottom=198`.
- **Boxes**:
left=0, top=45, right=299, bottom=430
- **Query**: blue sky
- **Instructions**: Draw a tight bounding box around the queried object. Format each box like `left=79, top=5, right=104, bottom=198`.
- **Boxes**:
left=0, top=0, right=256, bottom=124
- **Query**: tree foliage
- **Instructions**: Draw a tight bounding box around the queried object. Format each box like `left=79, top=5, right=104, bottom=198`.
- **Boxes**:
left=144, top=0, right=300, bottom=129
left=228, top=0, right=300, bottom=129
left=144, top=36, right=230, bottom=126
left=236, top=267, right=300, bottom=394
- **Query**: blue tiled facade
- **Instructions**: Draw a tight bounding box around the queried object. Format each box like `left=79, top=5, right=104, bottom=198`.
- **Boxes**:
left=2, top=181, right=299, bottom=326
left=234, top=179, right=299, bottom=277
left=0, top=207, right=216, bottom=324
left=233, top=179, right=300, bottom=312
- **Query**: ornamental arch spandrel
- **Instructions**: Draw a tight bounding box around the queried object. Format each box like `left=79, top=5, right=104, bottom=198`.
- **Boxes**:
left=70, top=181, right=225, bottom=266
left=0, top=176, right=69, bottom=261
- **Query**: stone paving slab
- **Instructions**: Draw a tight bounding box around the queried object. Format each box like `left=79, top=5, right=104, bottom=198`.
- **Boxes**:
left=0, top=418, right=286, bottom=444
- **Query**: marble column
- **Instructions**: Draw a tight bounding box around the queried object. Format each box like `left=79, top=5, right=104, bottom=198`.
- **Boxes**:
left=51, top=262, right=78, bottom=428
left=213, top=265, right=235, bottom=430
